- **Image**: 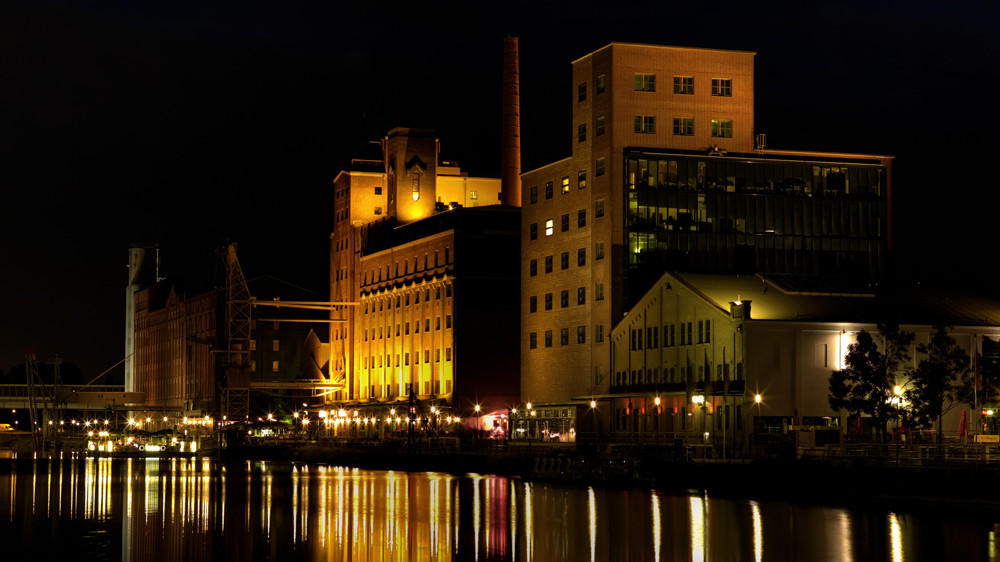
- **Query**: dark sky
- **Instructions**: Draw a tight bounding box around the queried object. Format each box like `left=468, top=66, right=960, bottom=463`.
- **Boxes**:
left=2, top=0, right=998, bottom=378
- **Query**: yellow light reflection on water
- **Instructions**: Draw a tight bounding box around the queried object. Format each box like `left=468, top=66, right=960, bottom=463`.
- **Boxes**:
left=510, top=480, right=517, bottom=561
left=651, top=492, right=661, bottom=562
left=474, top=475, right=481, bottom=560
left=525, top=482, right=533, bottom=562
left=750, top=501, right=762, bottom=562
left=689, top=494, right=706, bottom=562
left=889, top=512, right=903, bottom=562
left=589, top=487, right=597, bottom=562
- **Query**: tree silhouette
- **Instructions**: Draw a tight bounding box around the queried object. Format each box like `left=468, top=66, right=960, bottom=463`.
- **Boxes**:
left=829, top=324, right=915, bottom=441
left=905, top=326, right=973, bottom=443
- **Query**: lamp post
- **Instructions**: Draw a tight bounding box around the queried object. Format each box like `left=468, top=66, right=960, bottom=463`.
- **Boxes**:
left=654, top=396, right=661, bottom=446
left=526, top=402, right=534, bottom=452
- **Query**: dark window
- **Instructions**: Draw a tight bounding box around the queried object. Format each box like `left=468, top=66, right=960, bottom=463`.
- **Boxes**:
left=705, top=320, right=711, bottom=342
left=561, top=214, right=569, bottom=232
left=545, top=330, right=552, bottom=347
left=529, top=259, right=537, bottom=276
left=545, top=293, right=553, bottom=310
left=596, top=158, right=605, bottom=177
left=596, top=74, right=606, bottom=94
left=545, top=182, right=553, bottom=199
left=561, top=328, right=569, bottom=346
left=561, top=290, right=569, bottom=308
left=577, top=326, right=586, bottom=344
left=634, top=73, right=655, bottom=92
left=596, top=116, right=605, bottom=136
left=530, top=332, right=537, bottom=349
left=596, top=199, right=605, bottom=218
left=578, top=209, right=586, bottom=228
left=578, top=82, right=587, bottom=102
left=577, top=286, right=586, bottom=305
left=545, top=255, right=553, bottom=273
left=530, top=223, right=537, bottom=240
left=711, top=120, right=733, bottom=138
left=530, top=186, right=538, bottom=204
left=529, top=296, right=537, bottom=313
left=596, top=324, right=604, bottom=343
left=578, top=247, right=586, bottom=266
left=711, top=78, right=732, bottom=97
left=673, top=76, right=694, bottom=94
left=375, top=186, right=382, bottom=195
left=561, top=252, right=569, bottom=270
left=673, top=118, right=694, bottom=136
left=634, top=115, right=655, bottom=134
left=578, top=123, right=586, bottom=142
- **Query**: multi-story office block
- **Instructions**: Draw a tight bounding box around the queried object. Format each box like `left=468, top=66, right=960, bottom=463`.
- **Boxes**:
left=330, top=128, right=520, bottom=419
left=521, top=43, right=891, bottom=408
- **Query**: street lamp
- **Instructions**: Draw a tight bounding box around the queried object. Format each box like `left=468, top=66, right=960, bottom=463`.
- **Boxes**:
left=654, top=396, right=661, bottom=445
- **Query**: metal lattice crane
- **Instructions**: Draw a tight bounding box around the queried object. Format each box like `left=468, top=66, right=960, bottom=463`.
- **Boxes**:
left=219, top=243, right=251, bottom=422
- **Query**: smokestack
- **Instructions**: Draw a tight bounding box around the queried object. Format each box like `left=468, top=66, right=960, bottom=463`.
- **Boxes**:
left=500, top=36, right=521, bottom=207
left=125, top=244, right=158, bottom=393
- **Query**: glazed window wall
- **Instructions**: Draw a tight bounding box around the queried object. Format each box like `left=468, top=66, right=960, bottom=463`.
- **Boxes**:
left=624, top=153, right=887, bottom=300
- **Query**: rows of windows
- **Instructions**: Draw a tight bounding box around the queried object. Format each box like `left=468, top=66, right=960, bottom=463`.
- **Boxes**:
left=361, top=286, right=452, bottom=313
left=362, top=251, right=452, bottom=286
left=627, top=73, right=732, bottom=97
left=629, top=320, right=711, bottom=351
left=529, top=170, right=589, bottom=205
left=528, top=325, right=599, bottom=348
left=635, top=116, right=732, bottom=138
left=613, top=362, right=743, bottom=388
left=528, top=207, right=589, bottom=241
left=361, top=347, right=454, bottom=369
left=528, top=247, right=589, bottom=277
left=361, top=314, right=453, bottom=341
left=578, top=75, right=607, bottom=102
left=528, top=286, right=588, bottom=313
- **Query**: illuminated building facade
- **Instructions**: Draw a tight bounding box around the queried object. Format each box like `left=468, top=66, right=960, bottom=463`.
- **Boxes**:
left=521, top=43, right=892, bottom=410
left=610, top=271, right=1000, bottom=449
left=330, top=128, right=519, bottom=417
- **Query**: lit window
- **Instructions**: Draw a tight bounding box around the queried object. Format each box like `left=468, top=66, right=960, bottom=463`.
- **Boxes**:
left=711, top=78, right=732, bottom=97
left=711, top=119, right=733, bottom=138
left=545, top=219, right=554, bottom=236
left=530, top=186, right=538, bottom=204
left=578, top=170, right=586, bottom=189
left=596, top=116, right=605, bottom=136
left=272, top=340, right=279, bottom=352
left=578, top=124, right=586, bottom=143
left=595, top=241, right=605, bottom=260
left=673, top=118, right=694, bottom=136
left=411, top=175, right=420, bottom=201
left=578, top=82, right=587, bottom=102
left=634, top=73, right=655, bottom=92
left=470, top=190, right=478, bottom=200
left=596, top=158, right=605, bottom=177
left=561, top=176, right=570, bottom=194
left=673, top=76, right=694, bottom=94
left=250, top=360, right=256, bottom=372
left=272, top=361, right=279, bottom=373
left=634, top=115, right=655, bottom=134
left=596, top=74, right=606, bottom=94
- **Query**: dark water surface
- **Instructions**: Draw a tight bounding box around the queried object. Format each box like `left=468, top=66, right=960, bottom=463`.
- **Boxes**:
left=1, top=455, right=997, bottom=561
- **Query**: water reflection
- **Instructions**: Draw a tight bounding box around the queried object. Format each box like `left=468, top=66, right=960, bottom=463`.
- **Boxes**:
left=0, top=457, right=996, bottom=560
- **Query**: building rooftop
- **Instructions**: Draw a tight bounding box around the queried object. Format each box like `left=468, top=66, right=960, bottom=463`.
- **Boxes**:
left=672, top=273, right=1000, bottom=327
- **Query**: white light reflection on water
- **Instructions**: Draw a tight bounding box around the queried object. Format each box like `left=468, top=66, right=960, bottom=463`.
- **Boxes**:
left=889, top=512, right=903, bottom=562
left=525, top=481, right=534, bottom=562
left=837, top=509, right=853, bottom=562
left=473, top=474, right=481, bottom=560
left=651, top=492, right=661, bottom=562
left=689, top=494, right=706, bottom=562
left=750, top=500, right=762, bottom=562
left=589, top=487, right=597, bottom=562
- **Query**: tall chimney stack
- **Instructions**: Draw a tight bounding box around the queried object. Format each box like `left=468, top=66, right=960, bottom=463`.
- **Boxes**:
left=500, top=36, right=521, bottom=207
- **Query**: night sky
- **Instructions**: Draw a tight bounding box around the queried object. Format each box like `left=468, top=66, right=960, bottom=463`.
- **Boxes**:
left=2, top=0, right=998, bottom=379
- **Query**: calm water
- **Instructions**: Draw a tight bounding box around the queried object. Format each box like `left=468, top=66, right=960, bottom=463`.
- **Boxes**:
left=1, top=456, right=997, bottom=561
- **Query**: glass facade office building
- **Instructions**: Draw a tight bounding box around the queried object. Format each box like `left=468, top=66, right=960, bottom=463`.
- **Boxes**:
left=624, top=149, right=888, bottom=306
